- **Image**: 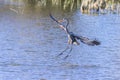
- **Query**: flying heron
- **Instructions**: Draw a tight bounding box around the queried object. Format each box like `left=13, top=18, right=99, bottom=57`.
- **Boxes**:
left=50, top=14, right=100, bottom=59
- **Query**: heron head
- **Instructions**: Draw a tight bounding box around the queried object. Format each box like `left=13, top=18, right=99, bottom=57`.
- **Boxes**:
left=62, top=18, right=69, bottom=27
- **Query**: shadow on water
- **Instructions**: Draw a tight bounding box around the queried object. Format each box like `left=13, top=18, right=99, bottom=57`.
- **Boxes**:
left=1, top=0, right=120, bottom=80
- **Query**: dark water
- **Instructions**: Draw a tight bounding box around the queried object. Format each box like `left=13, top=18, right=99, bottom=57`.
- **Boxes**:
left=1, top=0, right=120, bottom=80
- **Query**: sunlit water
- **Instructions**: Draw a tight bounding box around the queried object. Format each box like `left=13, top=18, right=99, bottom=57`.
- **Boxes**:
left=1, top=1, right=120, bottom=80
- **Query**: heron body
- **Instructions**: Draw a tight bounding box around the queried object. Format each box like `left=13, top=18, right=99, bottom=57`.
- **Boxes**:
left=68, top=32, right=80, bottom=45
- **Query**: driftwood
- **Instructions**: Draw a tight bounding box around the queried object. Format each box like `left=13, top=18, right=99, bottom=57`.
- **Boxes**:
left=80, top=0, right=118, bottom=13
left=81, top=0, right=106, bottom=12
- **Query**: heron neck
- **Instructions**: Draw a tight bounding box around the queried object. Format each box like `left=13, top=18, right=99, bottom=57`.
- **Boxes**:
left=65, top=25, right=70, bottom=34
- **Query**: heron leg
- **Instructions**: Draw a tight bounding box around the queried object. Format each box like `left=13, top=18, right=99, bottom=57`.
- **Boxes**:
left=64, top=45, right=73, bottom=59
left=57, top=45, right=69, bottom=57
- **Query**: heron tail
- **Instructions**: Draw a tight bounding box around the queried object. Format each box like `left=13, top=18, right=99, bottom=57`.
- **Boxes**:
left=75, top=36, right=100, bottom=46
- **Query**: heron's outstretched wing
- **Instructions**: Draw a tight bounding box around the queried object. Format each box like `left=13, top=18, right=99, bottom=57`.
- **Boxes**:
left=74, top=35, right=100, bottom=46
left=49, top=14, right=62, bottom=25
left=50, top=14, right=67, bottom=30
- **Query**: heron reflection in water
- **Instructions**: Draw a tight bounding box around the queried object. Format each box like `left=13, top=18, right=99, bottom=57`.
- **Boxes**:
left=50, top=14, right=100, bottom=59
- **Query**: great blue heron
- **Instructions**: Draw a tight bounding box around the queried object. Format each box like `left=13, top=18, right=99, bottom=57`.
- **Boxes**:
left=50, top=14, right=100, bottom=59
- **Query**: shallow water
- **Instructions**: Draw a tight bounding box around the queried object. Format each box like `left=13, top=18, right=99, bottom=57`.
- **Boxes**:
left=1, top=1, right=120, bottom=80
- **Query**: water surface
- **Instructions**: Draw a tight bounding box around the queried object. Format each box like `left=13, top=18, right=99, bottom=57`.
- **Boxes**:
left=0, top=0, right=120, bottom=80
